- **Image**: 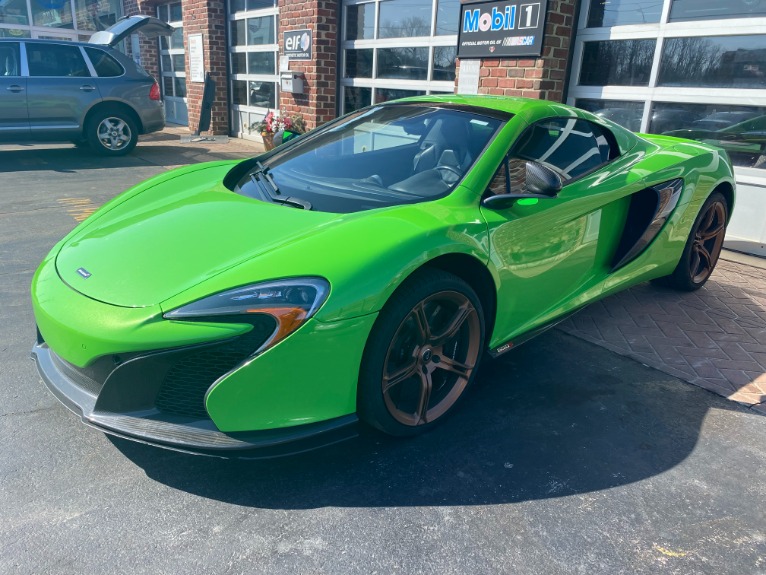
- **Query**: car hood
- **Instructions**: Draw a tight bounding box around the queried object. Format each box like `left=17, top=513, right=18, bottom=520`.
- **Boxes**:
left=55, top=167, right=340, bottom=308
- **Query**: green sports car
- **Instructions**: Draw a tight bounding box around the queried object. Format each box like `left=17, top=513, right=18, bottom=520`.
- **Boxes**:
left=31, top=95, right=735, bottom=456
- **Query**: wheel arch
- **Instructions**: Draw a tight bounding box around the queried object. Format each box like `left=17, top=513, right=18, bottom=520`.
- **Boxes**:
left=412, top=253, right=498, bottom=345
left=82, top=100, right=144, bottom=136
left=712, top=180, right=735, bottom=222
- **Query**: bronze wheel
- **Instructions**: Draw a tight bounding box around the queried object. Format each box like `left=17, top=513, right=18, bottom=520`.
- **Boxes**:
left=661, top=192, right=728, bottom=292
left=689, top=199, right=726, bottom=284
left=359, top=270, right=485, bottom=436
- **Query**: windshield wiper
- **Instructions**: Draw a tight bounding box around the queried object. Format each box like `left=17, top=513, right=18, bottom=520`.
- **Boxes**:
left=270, top=196, right=313, bottom=210
left=250, top=162, right=312, bottom=210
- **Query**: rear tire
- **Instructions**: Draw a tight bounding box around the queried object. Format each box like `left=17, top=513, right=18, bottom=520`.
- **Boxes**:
left=659, top=192, right=728, bottom=291
left=358, top=270, right=485, bottom=436
left=86, top=109, right=138, bottom=156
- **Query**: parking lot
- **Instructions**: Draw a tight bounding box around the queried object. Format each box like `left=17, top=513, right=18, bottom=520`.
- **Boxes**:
left=1, top=134, right=765, bottom=575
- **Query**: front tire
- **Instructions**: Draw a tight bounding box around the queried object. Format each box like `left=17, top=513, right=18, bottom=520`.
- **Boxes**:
left=661, top=192, right=728, bottom=291
left=358, top=270, right=485, bottom=436
left=86, top=110, right=138, bottom=156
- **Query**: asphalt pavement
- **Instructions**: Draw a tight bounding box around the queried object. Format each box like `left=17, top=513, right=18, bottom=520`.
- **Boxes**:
left=1, top=135, right=765, bottom=575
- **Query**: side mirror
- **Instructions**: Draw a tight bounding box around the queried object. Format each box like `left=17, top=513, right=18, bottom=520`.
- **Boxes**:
left=525, top=161, right=562, bottom=196
left=481, top=161, right=562, bottom=210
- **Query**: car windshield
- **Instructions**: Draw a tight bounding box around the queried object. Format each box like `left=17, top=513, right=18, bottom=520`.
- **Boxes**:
left=232, top=104, right=507, bottom=213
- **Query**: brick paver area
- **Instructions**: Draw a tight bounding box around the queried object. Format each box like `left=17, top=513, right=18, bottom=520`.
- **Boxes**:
left=559, top=257, right=766, bottom=414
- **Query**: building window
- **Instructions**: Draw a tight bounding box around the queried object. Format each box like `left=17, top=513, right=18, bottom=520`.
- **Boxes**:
left=74, top=0, right=119, bottom=32
left=658, top=35, right=766, bottom=89
left=587, top=0, right=662, bottom=27
left=340, top=0, right=458, bottom=114
left=668, top=0, right=766, bottom=22
left=579, top=39, right=655, bottom=86
left=228, top=0, right=279, bottom=139
left=0, top=0, right=119, bottom=38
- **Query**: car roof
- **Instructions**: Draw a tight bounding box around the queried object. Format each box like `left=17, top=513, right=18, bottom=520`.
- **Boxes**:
left=390, top=94, right=556, bottom=115
left=0, top=38, right=84, bottom=45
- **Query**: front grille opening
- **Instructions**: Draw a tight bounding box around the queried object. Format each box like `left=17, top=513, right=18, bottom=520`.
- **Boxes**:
left=155, top=318, right=276, bottom=419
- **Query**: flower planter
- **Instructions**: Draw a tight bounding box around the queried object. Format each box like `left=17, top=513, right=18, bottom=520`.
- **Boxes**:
left=261, top=133, right=275, bottom=151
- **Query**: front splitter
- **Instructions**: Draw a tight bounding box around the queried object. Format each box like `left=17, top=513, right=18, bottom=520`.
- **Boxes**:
left=31, top=342, right=359, bottom=459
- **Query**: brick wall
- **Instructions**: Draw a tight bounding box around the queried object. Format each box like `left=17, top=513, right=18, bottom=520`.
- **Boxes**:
left=181, top=0, right=229, bottom=134
left=277, top=0, right=338, bottom=130
left=455, top=0, right=576, bottom=102
left=124, top=0, right=229, bottom=134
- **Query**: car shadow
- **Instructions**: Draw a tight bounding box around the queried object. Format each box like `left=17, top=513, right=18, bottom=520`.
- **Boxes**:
left=110, top=330, right=748, bottom=509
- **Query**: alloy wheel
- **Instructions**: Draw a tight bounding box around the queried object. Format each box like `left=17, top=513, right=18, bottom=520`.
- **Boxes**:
left=97, top=117, right=132, bottom=151
left=381, top=290, right=481, bottom=426
left=690, top=199, right=726, bottom=284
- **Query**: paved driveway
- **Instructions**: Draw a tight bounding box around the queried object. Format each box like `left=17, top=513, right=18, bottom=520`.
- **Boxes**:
left=1, top=138, right=764, bottom=575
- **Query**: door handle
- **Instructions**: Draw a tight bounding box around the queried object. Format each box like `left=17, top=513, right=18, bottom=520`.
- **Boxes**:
left=79, top=85, right=96, bottom=92
left=6, top=85, right=24, bottom=93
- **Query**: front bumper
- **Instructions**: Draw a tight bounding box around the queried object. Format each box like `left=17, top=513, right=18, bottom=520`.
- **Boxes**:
left=31, top=340, right=358, bottom=458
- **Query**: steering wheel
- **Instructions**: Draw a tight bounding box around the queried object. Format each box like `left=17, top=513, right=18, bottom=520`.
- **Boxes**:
left=436, top=164, right=461, bottom=179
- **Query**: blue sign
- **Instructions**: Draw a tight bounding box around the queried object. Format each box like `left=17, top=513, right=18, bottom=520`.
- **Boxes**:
left=457, top=0, right=547, bottom=59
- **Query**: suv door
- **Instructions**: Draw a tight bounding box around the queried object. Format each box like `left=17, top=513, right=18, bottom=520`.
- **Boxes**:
left=0, top=42, right=29, bottom=140
left=25, top=42, right=102, bottom=140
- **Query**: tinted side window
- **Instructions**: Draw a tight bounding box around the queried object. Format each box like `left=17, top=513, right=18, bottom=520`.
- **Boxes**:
left=513, top=118, right=615, bottom=181
left=27, top=43, right=90, bottom=77
left=84, top=47, right=124, bottom=77
left=0, top=43, right=21, bottom=77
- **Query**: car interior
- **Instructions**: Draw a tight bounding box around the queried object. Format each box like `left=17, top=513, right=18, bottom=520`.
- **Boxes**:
left=275, top=111, right=491, bottom=197
left=1, top=46, right=19, bottom=76
left=232, top=105, right=505, bottom=212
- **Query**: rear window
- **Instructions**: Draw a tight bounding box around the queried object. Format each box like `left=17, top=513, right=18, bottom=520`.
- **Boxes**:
left=84, top=47, right=124, bottom=77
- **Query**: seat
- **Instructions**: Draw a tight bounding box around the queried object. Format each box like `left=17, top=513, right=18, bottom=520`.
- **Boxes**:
left=3, top=52, right=18, bottom=76
left=413, top=116, right=472, bottom=174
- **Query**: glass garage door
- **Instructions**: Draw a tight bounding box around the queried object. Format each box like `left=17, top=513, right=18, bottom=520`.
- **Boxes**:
left=228, top=0, right=279, bottom=141
left=157, top=2, right=187, bottom=126
left=567, top=0, right=766, bottom=256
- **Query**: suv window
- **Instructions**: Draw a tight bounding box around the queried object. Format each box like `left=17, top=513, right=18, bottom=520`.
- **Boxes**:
left=84, top=47, right=124, bottom=77
left=513, top=118, right=616, bottom=181
left=0, top=43, right=21, bottom=77
left=27, top=43, right=91, bottom=77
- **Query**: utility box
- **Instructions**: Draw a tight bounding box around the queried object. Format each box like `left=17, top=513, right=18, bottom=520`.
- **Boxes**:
left=280, top=72, right=304, bottom=94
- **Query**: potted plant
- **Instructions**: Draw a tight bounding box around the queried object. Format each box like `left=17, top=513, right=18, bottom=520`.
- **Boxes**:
left=251, top=110, right=306, bottom=150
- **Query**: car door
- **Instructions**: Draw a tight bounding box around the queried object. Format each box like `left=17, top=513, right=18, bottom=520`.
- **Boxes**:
left=481, top=117, right=634, bottom=347
left=0, top=41, right=29, bottom=140
left=25, top=42, right=102, bottom=139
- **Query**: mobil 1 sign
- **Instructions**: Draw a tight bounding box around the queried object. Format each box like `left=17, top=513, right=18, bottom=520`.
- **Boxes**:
left=457, top=0, right=547, bottom=59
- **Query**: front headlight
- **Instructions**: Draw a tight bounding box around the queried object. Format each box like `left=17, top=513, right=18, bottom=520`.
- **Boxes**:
left=163, top=277, right=330, bottom=349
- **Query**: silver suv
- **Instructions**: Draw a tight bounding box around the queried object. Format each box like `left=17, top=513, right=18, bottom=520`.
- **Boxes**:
left=0, top=16, right=173, bottom=156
